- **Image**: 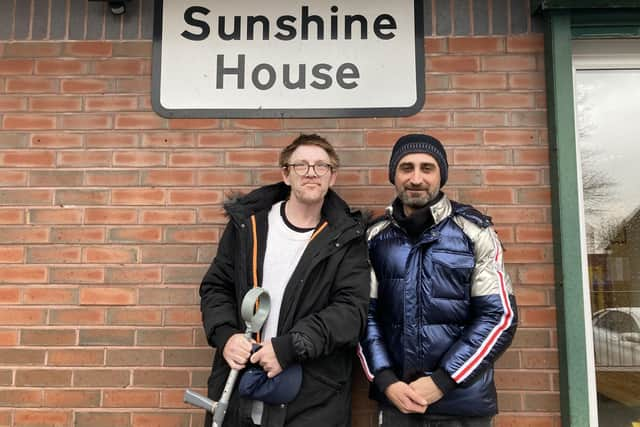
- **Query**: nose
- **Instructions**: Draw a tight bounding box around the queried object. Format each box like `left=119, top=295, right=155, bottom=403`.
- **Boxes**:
left=409, top=169, right=423, bottom=185
left=305, top=165, right=319, bottom=178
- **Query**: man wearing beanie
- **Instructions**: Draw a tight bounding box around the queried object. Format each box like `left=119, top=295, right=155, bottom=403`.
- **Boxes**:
left=358, top=134, right=518, bottom=426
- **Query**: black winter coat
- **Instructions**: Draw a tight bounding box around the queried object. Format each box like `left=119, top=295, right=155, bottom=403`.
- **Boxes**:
left=200, top=182, right=370, bottom=427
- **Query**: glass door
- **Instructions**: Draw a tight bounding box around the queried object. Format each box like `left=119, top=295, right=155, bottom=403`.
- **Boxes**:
left=573, top=40, right=640, bottom=427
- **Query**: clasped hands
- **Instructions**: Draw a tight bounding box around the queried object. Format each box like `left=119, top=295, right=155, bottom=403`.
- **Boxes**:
left=222, top=333, right=283, bottom=378
left=384, top=376, right=444, bottom=414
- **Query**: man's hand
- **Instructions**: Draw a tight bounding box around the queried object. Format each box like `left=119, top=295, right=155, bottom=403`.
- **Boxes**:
left=409, top=376, right=444, bottom=404
left=222, top=333, right=252, bottom=370
left=384, top=381, right=428, bottom=414
left=250, top=339, right=283, bottom=378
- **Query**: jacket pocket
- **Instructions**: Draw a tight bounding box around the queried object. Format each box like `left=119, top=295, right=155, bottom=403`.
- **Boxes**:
left=430, top=250, right=474, bottom=300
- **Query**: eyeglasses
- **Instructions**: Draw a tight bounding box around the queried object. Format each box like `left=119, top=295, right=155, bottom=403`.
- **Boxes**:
left=284, top=162, right=334, bottom=177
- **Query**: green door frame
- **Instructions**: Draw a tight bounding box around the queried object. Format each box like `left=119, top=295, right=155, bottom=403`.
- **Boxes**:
left=533, top=2, right=640, bottom=426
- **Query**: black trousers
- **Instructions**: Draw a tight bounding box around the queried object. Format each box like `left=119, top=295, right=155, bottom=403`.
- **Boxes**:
left=379, top=405, right=493, bottom=427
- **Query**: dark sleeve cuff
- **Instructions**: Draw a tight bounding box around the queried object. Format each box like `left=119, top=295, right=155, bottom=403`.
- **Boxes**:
left=271, top=333, right=296, bottom=369
left=431, top=368, right=457, bottom=395
left=373, top=369, right=399, bottom=393
left=212, top=325, right=241, bottom=351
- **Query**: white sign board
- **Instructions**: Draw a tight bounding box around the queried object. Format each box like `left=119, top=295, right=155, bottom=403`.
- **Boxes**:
left=152, top=0, right=424, bottom=118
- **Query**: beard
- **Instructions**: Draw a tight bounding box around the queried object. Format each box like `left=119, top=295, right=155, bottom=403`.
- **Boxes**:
left=397, top=186, right=439, bottom=210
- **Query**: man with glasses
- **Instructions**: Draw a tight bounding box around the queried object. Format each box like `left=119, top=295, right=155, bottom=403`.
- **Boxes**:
left=200, top=134, right=370, bottom=426
left=359, top=134, right=518, bottom=426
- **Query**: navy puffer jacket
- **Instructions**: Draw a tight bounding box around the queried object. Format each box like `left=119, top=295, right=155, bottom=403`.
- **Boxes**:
left=359, top=194, right=517, bottom=417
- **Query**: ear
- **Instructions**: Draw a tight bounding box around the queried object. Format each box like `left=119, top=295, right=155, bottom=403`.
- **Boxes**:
left=328, top=170, right=337, bottom=187
left=281, top=167, right=291, bottom=185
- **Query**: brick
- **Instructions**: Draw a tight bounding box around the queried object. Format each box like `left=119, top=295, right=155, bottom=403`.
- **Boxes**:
left=107, top=308, right=162, bottom=325
left=63, top=41, right=112, bottom=57
left=140, top=209, right=195, bottom=224
left=0, top=308, right=46, bottom=324
left=2, top=114, right=56, bottom=130
left=427, top=55, right=479, bottom=72
left=164, top=266, right=208, bottom=284
left=480, top=93, right=534, bottom=108
left=196, top=208, right=226, bottom=224
left=29, top=96, right=82, bottom=112
left=0, top=59, right=34, bottom=74
left=425, top=38, right=447, bottom=53
left=0, top=133, right=28, bottom=148
left=79, top=288, right=136, bottom=305
left=167, top=118, right=220, bottom=130
left=509, top=72, right=545, bottom=90
left=85, top=171, right=140, bottom=186
left=365, top=131, right=411, bottom=148
left=167, top=152, right=223, bottom=167
left=426, top=74, right=449, bottom=90
left=94, top=148, right=159, bottom=168
left=336, top=117, right=394, bottom=129
left=4, top=43, right=61, bottom=57
left=140, top=246, right=197, bottom=263
left=24, top=288, right=77, bottom=307
left=225, top=150, right=279, bottom=167
left=454, top=111, right=508, bottom=127
left=333, top=170, right=367, bottom=186
left=115, top=77, right=151, bottom=93
left=48, top=349, right=104, bottom=366
left=86, top=133, right=138, bottom=148
left=57, top=151, right=112, bottom=167
left=29, top=207, right=84, bottom=224
left=482, top=55, right=537, bottom=71
left=336, top=150, right=389, bottom=167
left=35, top=59, right=87, bottom=74
left=6, top=78, right=58, bottom=93
left=142, top=132, right=195, bottom=148
left=104, top=390, right=160, bottom=408
left=484, top=130, right=538, bottom=145
left=165, top=227, right=218, bottom=243
left=51, top=227, right=105, bottom=243
left=486, top=206, right=546, bottom=223
left=0, top=348, right=45, bottom=365
left=105, top=267, right=162, bottom=284
left=516, top=224, right=553, bottom=243
left=522, top=349, right=559, bottom=370
left=140, top=170, right=194, bottom=186
left=55, top=189, right=109, bottom=205
left=164, top=308, right=201, bottom=325
left=60, top=78, right=110, bottom=93
left=85, top=247, right=138, bottom=263
left=133, top=369, right=189, bottom=387
left=523, top=392, right=561, bottom=412
left=115, top=113, right=166, bottom=129
left=168, top=189, right=223, bottom=205
left=138, top=288, right=197, bottom=305
left=61, top=114, right=112, bottom=130
left=49, top=308, right=105, bottom=325
left=0, top=96, right=27, bottom=111
left=521, top=307, right=557, bottom=327
left=451, top=73, right=507, bottom=89
left=94, top=59, right=147, bottom=75
left=44, top=390, right=101, bottom=407
left=484, top=169, right=541, bottom=185
left=511, top=111, right=547, bottom=127
left=0, top=247, right=24, bottom=263
left=229, top=118, right=282, bottom=130
left=518, top=264, right=555, bottom=285
left=30, top=133, right=83, bottom=148
left=0, top=389, right=43, bottom=407
left=0, top=226, right=49, bottom=242
left=458, top=188, right=515, bottom=204
left=74, top=369, right=130, bottom=387
left=161, top=389, right=193, bottom=409
left=106, top=349, right=162, bottom=366
left=26, top=246, right=81, bottom=264
left=85, top=208, right=137, bottom=224
left=494, top=350, right=521, bottom=369
left=164, top=349, right=213, bottom=367
left=85, top=95, right=138, bottom=111
left=503, top=244, right=549, bottom=263
left=335, top=187, right=395, bottom=205
left=507, top=35, right=544, bottom=53
left=0, top=265, right=47, bottom=283
left=495, top=370, right=551, bottom=390
left=198, top=170, right=251, bottom=186
left=454, top=149, right=511, bottom=165
left=137, top=329, right=193, bottom=346
left=395, top=111, right=451, bottom=128
left=1, top=151, right=55, bottom=167
left=111, top=189, right=165, bottom=205
left=0, top=287, right=19, bottom=304
left=517, top=188, right=551, bottom=205
left=425, top=93, right=477, bottom=108
left=16, top=369, right=72, bottom=386
left=76, top=412, right=131, bottom=427
left=449, top=37, right=504, bottom=53
left=132, top=413, right=190, bottom=427
left=50, top=267, right=104, bottom=283
left=198, top=133, right=251, bottom=147
left=21, top=329, right=76, bottom=346
left=108, top=227, right=162, bottom=242
left=79, top=329, right=135, bottom=346
left=14, top=410, right=72, bottom=425
left=0, top=170, right=26, bottom=185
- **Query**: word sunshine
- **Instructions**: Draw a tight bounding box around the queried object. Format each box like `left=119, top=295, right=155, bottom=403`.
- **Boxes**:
left=181, top=5, right=398, bottom=41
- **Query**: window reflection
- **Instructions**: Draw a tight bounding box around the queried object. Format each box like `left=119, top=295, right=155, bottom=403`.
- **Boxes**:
left=576, top=68, right=640, bottom=426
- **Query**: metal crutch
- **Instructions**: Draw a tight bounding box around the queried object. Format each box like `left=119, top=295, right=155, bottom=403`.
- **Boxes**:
left=184, top=287, right=270, bottom=427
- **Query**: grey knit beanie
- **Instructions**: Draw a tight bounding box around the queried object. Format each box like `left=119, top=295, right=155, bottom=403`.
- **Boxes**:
left=388, top=134, right=448, bottom=186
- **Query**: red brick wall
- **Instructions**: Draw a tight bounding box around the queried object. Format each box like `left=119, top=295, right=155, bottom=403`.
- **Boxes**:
left=0, top=35, right=559, bottom=426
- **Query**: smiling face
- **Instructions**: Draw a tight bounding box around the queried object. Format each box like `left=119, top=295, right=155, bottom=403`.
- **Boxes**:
left=282, top=144, right=337, bottom=206
left=394, top=152, right=441, bottom=216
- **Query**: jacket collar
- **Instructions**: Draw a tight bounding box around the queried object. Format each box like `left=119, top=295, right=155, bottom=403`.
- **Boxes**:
left=386, top=192, right=452, bottom=228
